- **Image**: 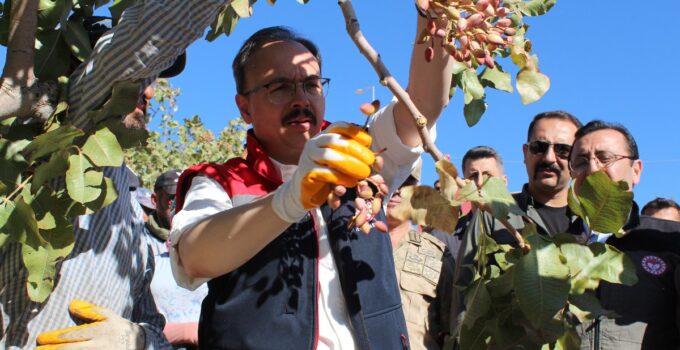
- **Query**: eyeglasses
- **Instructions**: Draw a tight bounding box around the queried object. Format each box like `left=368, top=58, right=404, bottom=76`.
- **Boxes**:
left=526, top=140, right=572, bottom=160
left=569, top=150, right=636, bottom=175
left=243, top=77, right=330, bottom=105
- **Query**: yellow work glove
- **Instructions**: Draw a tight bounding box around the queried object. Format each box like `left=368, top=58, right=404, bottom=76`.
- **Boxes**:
left=36, top=300, right=145, bottom=350
left=272, top=122, right=375, bottom=222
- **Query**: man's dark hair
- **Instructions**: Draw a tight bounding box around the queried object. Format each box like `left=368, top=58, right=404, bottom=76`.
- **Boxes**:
left=642, top=197, right=680, bottom=216
left=462, top=145, right=504, bottom=173
left=527, top=110, right=582, bottom=141
left=232, top=26, right=322, bottom=94
left=574, top=120, right=640, bottom=160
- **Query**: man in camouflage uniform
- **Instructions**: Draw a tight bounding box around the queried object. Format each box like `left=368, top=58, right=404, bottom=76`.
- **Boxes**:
left=387, top=172, right=455, bottom=349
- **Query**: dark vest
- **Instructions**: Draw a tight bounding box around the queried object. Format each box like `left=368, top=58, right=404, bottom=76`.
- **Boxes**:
left=177, top=130, right=409, bottom=350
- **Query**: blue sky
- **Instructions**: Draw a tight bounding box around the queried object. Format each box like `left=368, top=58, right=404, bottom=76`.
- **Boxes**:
left=5, top=1, right=680, bottom=207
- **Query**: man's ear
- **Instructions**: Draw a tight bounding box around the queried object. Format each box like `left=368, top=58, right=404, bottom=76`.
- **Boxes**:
left=522, top=143, right=529, bottom=164
left=235, top=94, right=252, bottom=124
left=631, top=159, right=643, bottom=187
left=151, top=192, right=158, bottom=207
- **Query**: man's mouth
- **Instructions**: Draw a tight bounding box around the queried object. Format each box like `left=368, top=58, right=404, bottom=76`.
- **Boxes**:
left=282, top=108, right=316, bottom=127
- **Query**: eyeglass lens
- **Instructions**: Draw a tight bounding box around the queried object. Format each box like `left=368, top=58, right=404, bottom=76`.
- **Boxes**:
left=528, top=140, right=571, bottom=159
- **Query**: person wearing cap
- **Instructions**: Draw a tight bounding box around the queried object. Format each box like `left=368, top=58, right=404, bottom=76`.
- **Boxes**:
left=145, top=170, right=208, bottom=349
left=386, top=169, right=455, bottom=350
left=0, top=1, right=231, bottom=349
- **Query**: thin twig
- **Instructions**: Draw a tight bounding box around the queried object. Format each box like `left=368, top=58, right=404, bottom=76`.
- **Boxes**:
left=337, top=0, right=444, bottom=162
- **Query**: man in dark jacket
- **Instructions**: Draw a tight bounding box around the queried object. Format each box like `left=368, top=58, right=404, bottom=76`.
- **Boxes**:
left=570, top=120, right=680, bottom=349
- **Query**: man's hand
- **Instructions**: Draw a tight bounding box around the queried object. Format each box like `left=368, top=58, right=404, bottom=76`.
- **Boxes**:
left=272, top=122, right=375, bottom=222
left=36, top=300, right=145, bottom=350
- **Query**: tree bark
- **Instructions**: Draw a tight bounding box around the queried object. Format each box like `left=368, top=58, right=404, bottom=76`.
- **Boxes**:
left=0, top=0, right=56, bottom=122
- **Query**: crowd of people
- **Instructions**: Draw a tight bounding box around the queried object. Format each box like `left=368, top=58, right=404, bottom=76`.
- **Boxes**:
left=1, top=1, right=678, bottom=349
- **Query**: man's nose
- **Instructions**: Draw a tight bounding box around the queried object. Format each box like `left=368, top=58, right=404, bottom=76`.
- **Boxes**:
left=290, top=83, right=311, bottom=108
left=543, top=145, right=558, bottom=163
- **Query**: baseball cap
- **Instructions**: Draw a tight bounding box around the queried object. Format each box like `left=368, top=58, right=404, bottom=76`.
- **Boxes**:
left=154, top=170, right=181, bottom=195
left=82, top=16, right=186, bottom=78
left=135, top=187, right=155, bottom=210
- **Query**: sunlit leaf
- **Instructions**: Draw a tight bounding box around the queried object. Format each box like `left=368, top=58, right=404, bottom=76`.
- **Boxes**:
left=66, top=152, right=102, bottom=203
left=231, top=0, right=254, bottom=18
left=522, top=0, right=557, bottom=16
left=434, top=159, right=458, bottom=201
left=461, top=68, right=485, bottom=103
left=516, top=68, right=550, bottom=104
left=568, top=171, right=633, bottom=236
left=99, top=119, right=149, bottom=149
left=454, top=180, right=482, bottom=205
left=479, top=177, right=523, bottom=220
left=206, top=4, right=240, bottom=41
left=82, top=127, right=124, bottom=167
left=85, top=177, right=118, bottom=212
left=561, top=242, right=637, bottom=294
left=480, top=65, right=513, bottom=93
left=37, top=0, right=68, bottom=30
left=0, top=201, right=15, bottom=246
left=23, top=125, right=83, bottom=162
left=398, top=185, right=459, bottom=233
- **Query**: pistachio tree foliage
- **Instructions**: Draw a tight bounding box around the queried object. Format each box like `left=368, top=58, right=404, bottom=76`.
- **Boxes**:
left=125, top=79, right=246, bottom=189
left=0, top=0, right=639, bottom=349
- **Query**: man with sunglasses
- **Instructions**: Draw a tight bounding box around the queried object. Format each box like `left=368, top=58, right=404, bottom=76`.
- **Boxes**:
left=169, top=13, right=454, bottom=349
left=569, top=120, right=680, bottom=349
left=518, top=110, right=584, bottom=237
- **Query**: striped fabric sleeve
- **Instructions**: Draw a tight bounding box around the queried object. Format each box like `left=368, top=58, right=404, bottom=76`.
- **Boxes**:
left=68, top=0, right=229, bottom=131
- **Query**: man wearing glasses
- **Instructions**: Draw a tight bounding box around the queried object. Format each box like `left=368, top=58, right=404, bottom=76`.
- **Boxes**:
left=570, top=120, right=680, bottom=349
left=518, top=110, right=583, bottom=237
left=168, top=15, right=453, bottom=350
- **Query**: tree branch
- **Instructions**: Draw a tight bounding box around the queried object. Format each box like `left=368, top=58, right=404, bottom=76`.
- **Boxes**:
left=337, top=0, right=444, bottom=162
left=0, top=0, right=56, bottom=122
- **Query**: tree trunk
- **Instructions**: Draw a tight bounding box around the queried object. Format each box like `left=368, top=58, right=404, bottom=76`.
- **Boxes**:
left=0, top=0, right=56, bottom=122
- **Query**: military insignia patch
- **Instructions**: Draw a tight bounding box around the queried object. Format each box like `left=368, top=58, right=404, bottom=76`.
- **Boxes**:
left=641, top=255, right=667, bottom=275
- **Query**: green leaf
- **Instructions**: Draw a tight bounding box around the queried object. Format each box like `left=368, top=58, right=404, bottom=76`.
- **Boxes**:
left=461, top=69, right=485, bottom=103
left=99, top=118, right=149, bottom=149
left=568, top=171, right=633, bottom=236
left=85, top=177, right=118, bottom=212
left=231, top=0, right=255, bottom=18
left=35, top=29, right=71, bottom=81
left=522, top=0, right=557, bottom=16
left=451, top=60, right=468, bottom=75
left=463, top=98, right=487, bottom=127
left=82, top=127, right=124, bottom=167
left=463, top=278, right=492, bottom=330
left=568, top=292, right=611, bottom=324
left=10, top=195, right=41, bottom=246
left=562, top=242, right=638, bottom=294
left=32, top=149, right=69, bottom=190
left=37, top=0, right=68, bottom=30
left=479, top=177, right=524, bottom=220
left=23, top=125, right=83, bottom=162
left=66, top=152, right=102, bottom=203
left=0, top=201, right=15, bottom=246
left=514, top=233, right=571, bottom=329
left=84, top=81, right=140, bottom=125
left=206, top=4, right=240, bottom=41
left=62, top=16, right=93, bottom=61
left=0, top=139, right=29, bottom=196
left=23, top=218, right=75, bottom=302
left=480, top=65, right=513, bottom=93
left=516, top=68, right=550, bottom=104
left=454, top=180, right=482, bottom=205
left=486, top=268, right=514, bottom=297
left=555, top=328, right=581, bottom=350
left=459, top=317, right=490, bottom=350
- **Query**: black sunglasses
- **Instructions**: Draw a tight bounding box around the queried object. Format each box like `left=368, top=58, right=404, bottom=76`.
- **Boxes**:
left=527, top=140, right=572, bottom=160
